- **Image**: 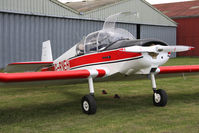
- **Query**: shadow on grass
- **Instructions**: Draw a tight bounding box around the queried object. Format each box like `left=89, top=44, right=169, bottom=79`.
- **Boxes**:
left=0, top=90, right=199, bottom=125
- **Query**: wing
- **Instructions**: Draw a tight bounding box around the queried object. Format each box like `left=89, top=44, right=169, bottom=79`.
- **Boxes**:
left=157, top=65, right=199, bottom=74
left=0, top=69, right=106, bottom=83
left=4, top=61, right=53, bottom=73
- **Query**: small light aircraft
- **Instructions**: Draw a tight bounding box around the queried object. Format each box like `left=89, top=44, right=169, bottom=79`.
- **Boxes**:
left=1, top=12, right=199, bottom=114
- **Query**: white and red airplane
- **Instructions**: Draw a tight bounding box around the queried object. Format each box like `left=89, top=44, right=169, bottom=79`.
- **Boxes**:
left=1, top=12, right=199, bottom=114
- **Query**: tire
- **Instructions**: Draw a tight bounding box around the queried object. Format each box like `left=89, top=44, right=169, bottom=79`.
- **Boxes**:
left=81, top=94, right=97, bottom=114
left=153, top=89, right=167, bottom=107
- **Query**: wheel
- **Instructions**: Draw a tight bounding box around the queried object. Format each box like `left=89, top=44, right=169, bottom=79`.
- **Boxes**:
left=81, top=94, right=97, bottom=114
left=153, top=89, right=167, bottom=107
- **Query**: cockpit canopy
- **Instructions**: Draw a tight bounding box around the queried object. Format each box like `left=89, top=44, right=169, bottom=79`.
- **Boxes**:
left=76, top=28, right=135, bottom=55
left=75, top=12, right=168, bottom=56
left=76, top=12, right=139, bottom=55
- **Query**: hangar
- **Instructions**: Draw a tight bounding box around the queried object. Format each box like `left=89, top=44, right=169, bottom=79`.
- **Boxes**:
left=154, top=0, right=199, bottom=57
left=0, top=0, right=176, bottom=68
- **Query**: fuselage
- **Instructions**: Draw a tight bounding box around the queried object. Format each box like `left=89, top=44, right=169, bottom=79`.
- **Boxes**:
left=54, top=39, right=170, bottom=76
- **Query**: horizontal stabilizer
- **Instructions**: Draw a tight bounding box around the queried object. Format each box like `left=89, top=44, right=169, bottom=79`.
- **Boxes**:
left=4, top=62, right=53, bottom=73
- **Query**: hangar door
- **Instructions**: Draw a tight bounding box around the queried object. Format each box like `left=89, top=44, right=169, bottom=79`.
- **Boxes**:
left=140, top=25, right=177, bottom=57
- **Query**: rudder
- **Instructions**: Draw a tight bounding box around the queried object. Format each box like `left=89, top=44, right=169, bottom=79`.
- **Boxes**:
left=41, top=40, right=53, bottom=62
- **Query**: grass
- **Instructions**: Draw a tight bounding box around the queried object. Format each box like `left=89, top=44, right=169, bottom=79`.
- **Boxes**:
left=164, top=57, right=199, bottom=66
left=0, top=57, right=199, bottom=133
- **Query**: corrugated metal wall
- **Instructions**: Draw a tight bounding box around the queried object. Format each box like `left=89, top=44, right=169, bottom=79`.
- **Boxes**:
left=84, top=0, right=176, bottom=27
left=0, top=12, right=136, bottom=68
left=0, top=0, right=79, bottom=17
left=141, top=25, right=176, bottom=45
left=175, top=18, right=199, bottom=56
left=140, top=25, right=177, bottom=57
left=0, top=0, right=177, bottom=27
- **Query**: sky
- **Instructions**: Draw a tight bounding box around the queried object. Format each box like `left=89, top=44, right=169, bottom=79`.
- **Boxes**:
left=59, top=0, right=194, bottom=4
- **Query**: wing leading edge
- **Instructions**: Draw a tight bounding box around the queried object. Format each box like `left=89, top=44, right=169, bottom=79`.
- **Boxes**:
left=157, top=65, right=199, bottom=74
left=0, top=69, right=106, bottom=83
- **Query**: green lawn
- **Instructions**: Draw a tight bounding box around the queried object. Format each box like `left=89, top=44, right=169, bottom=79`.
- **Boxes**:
left=164, top=57, right=199, bottom=66
left=0, top=57, right=199, bottom=133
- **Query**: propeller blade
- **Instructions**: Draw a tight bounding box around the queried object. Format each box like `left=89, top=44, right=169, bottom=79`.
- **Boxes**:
left=123, top=46, right=156, bottom=53
left=123, top=45, right=194, bottom=53
left=157, top=45, right=194, bottom=52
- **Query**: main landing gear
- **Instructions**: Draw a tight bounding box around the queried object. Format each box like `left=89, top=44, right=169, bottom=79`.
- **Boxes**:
left=150, top=73, right=167, bottom=106
left=81, top=73, right=167, bottom=114
left=81, top=77, right=97, bottom=114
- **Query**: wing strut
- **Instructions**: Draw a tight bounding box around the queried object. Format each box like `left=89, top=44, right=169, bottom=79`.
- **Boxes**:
left=88, top=76, right=95, bottom=95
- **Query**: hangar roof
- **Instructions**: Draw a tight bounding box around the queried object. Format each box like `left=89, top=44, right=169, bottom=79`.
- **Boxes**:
left=62, top=0, right=122, bottom=12
left=154, top=0, right=199, bottom=18
left=0, top=0, right=177, bottom=27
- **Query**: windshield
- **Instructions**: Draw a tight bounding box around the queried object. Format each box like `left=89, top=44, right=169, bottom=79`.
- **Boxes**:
left=76, top=12, right=138, bottom=55
left=97, top=28, right=135, bottom=51
left=83, top=28, right=135, bottom=54
left=103, top=11, right=138, bottom=30
left=84, top=31, right=99, bottom=53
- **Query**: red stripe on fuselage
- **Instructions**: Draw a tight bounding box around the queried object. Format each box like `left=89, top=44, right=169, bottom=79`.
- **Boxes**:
left=69, top=50, right=141, bottom=68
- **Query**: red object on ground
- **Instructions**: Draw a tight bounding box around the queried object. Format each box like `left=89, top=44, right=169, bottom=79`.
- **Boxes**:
left=114, top=94, right=120, bottom=99
left=102, top=90, right=108, bottom=94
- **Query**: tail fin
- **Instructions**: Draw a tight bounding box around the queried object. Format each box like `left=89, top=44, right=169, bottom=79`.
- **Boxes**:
left=41, top=40, right=53, bottom=62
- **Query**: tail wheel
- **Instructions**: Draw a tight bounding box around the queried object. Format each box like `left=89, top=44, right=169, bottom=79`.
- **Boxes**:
left=153, top=89, right=167, bottom=107
left=81, top=94, right=97, bottom=114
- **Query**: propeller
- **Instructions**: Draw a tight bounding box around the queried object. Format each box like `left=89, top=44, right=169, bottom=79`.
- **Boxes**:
left=123, top=45, right=194, bottom=53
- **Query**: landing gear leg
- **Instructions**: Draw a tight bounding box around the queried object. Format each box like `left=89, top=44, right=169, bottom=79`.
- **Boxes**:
left=81, top=77, right=97, bottom=114
left=150, top=73, right=167, bottom=106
